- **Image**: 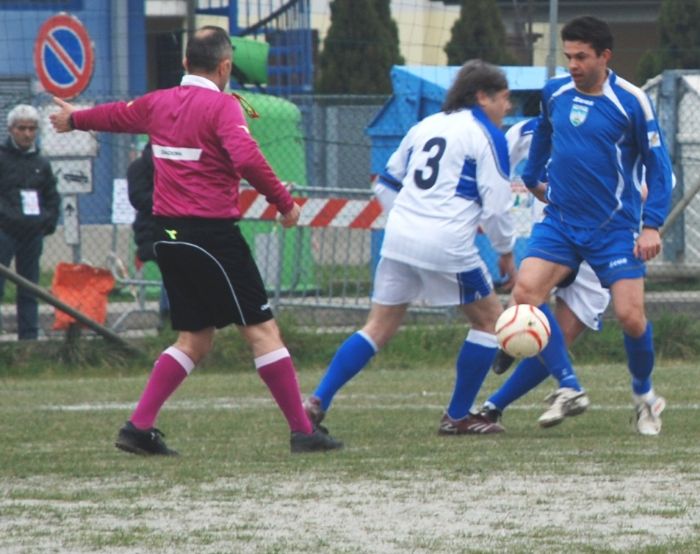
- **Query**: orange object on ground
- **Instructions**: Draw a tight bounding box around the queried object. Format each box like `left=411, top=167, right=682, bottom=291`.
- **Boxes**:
left=51, top=262, right=116, bottom=330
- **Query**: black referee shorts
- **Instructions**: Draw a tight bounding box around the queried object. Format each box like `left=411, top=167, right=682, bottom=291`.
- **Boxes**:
left=153, top=217, right=274, bottom=331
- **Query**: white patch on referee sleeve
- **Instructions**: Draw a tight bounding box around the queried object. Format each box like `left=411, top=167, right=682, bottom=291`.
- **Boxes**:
left=164, top=346, right=196, bottom=375
left=466, top=329, right=498, bottom=348
left=254, top=347, right=290, bottom=369
left=152, top=144, right=202, bottom=161
left=357, top=330, right=379, bottom=353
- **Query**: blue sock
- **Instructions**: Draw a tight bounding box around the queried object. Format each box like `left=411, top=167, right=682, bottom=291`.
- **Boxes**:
left=624, top=322, right=654, bottom=395
left=313, top=331, right=378, bottom=411
left=446, top=330, right=498, bottom=420
left=537, top=303, right=582, bottom=391
left=487, top=356, right=551, bottom=411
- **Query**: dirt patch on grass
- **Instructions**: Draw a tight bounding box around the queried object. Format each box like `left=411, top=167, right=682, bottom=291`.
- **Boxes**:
left=1, top=469, right=698, bottom=553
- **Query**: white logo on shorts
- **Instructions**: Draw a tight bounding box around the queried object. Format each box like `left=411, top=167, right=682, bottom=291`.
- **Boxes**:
left=609, top=257, right=628, bottom=268
left=260, top=303, right=271, bottom=311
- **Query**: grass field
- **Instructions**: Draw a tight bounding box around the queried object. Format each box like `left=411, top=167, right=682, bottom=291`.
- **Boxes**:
left=1, top=360, right=699, bottom=553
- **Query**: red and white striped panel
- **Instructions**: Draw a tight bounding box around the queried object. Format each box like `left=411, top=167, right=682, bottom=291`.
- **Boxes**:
left=238, top=190, right=386, bottom=229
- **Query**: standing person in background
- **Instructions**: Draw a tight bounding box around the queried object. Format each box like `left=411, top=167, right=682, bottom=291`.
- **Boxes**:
left=50, top=26, right=342, bottom=455
left=304, top=60, right=517, bottom=438
left=0, top=104, right=60, bottom=340
left=126, top=142, right=170, bottom=324
left=512, top=16, right=673, bottom=435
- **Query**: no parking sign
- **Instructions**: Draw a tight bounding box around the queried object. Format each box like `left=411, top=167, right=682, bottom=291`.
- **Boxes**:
left=33, top=13, right=94, bottom=99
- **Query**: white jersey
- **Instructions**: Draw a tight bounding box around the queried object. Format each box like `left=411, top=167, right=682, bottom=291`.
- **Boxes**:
left=505, top=118, right=546, bottom=221
left=377, top=108, right=516, bottom=273
left=506, top=118, right=538, bottom=177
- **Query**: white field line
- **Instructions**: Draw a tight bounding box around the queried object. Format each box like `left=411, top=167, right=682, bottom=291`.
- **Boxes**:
left=31, top=393, right=700, bottom=413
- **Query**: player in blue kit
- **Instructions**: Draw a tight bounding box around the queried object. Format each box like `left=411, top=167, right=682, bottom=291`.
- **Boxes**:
left=477, top=118, right=610, bottom=426
left=512, top=16, right=673, bottom=435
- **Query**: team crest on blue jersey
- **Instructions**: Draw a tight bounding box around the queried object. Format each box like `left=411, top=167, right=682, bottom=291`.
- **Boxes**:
left=569, top=104, right=589, bottom=126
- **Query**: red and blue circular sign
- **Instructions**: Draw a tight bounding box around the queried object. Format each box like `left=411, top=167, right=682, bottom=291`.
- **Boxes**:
left=33, top=13, right=94, bottom=99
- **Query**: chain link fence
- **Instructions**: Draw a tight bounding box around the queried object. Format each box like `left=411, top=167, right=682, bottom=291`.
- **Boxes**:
left=0, top=52, right=697, bottom=343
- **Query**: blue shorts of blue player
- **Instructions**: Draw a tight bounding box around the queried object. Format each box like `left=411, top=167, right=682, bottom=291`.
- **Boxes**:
left=526, top=216, right=646, bottom=287
left=509, top=214, right=665, bottom=435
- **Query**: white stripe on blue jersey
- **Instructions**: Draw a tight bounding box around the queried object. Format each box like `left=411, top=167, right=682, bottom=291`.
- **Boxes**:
left=522, top=71, right=673, bottom=230
left=378, top=107, right=515, bottom=273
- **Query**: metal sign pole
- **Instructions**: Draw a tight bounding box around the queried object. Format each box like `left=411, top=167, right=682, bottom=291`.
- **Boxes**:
left=546, top=0, right=559, bottom=78
left=60, top=194, right=81, bottom=263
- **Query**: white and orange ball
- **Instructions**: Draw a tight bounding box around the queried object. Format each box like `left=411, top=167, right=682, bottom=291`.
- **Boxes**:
left=495, top=304, right=551, bottom=358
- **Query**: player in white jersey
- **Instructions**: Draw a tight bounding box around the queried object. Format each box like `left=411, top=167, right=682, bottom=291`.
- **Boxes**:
left=375, top=117, right=611, bottom=430
left=303, top=60, right=516, bottom=438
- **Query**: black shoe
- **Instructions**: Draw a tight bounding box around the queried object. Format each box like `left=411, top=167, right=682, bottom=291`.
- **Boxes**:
left=290, top=427, right=343, bottom=453
left=492, top=349, right=516, bottom=375
left=303, top=396, right=326, bottom=426
left=115, top=421, right=179, bottom=456
left=438, top=410, right=505, bottom=435
left=479, top=406, right=503, bottom=425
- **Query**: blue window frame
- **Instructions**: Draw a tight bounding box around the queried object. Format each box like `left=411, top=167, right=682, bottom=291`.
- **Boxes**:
left=0, top=0, right=83, bottom=9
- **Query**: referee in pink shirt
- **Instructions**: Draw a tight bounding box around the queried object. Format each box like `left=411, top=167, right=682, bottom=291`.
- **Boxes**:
left=51, top=26, right=342, bottom=456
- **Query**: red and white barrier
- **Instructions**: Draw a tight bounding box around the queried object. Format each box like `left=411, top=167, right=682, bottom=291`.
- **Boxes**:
left=238, top=189, right=386, bottom=229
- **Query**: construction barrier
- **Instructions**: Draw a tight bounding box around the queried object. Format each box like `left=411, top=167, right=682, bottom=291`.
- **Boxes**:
left=239, top=189, right=386, bottom=229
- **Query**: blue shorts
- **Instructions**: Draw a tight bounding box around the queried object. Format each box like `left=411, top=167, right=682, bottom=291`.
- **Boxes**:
left=525, top=216, right=646, bottom=287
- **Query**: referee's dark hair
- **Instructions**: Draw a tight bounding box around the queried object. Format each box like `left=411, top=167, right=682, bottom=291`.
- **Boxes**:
left=561, top=16, right=614, bottom=56
left=186, top=26, right=232, bottom=73
left=442, top=59, right=508, bottom=113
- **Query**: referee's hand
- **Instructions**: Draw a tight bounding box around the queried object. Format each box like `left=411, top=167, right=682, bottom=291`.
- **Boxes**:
left=50, top=97, right=77, bottom=133
left=279, top=202, right=301, bottom=228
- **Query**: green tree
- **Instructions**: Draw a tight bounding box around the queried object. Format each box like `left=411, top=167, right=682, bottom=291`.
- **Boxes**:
left=637, top=0, right=700, bottom=83
left=444, top=0, right=517, bottom=65
left=316, top=0, right=403, bottom=94
left=374, top=0, right=404, bottom=67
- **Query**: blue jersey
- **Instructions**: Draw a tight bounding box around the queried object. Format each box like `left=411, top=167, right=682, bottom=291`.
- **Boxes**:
left=522, top=71, right=673, bottom=230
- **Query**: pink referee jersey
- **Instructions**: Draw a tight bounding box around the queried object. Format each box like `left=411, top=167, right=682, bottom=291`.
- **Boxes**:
left=71, top=75, right=294, bottom=219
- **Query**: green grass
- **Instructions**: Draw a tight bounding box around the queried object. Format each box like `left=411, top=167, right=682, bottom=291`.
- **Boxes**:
left=645, top=277, right=700, bottom=292
left=314, top=263, right=373, bottom=297
left=0, top=270, right=53, bottom=303
left=2, top=311, right=700, bottom=380
left=1, top=361, right=699, bottom=553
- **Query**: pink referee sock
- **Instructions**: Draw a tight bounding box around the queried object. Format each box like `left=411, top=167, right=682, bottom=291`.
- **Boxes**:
left=130, top=346, right=195, bottom=430
left=256, top=348, right=313, bottom=434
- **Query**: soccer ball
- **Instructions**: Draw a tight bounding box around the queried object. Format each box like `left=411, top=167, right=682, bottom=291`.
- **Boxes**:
left=495, top=304, right=551, bottom=358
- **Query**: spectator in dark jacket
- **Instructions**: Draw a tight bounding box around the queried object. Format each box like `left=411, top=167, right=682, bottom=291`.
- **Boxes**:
left=0, top=104, right=60, bottom=339
left=126, top=142, right=169, bottom=319
left=126, top=142, right=157, bottom=263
